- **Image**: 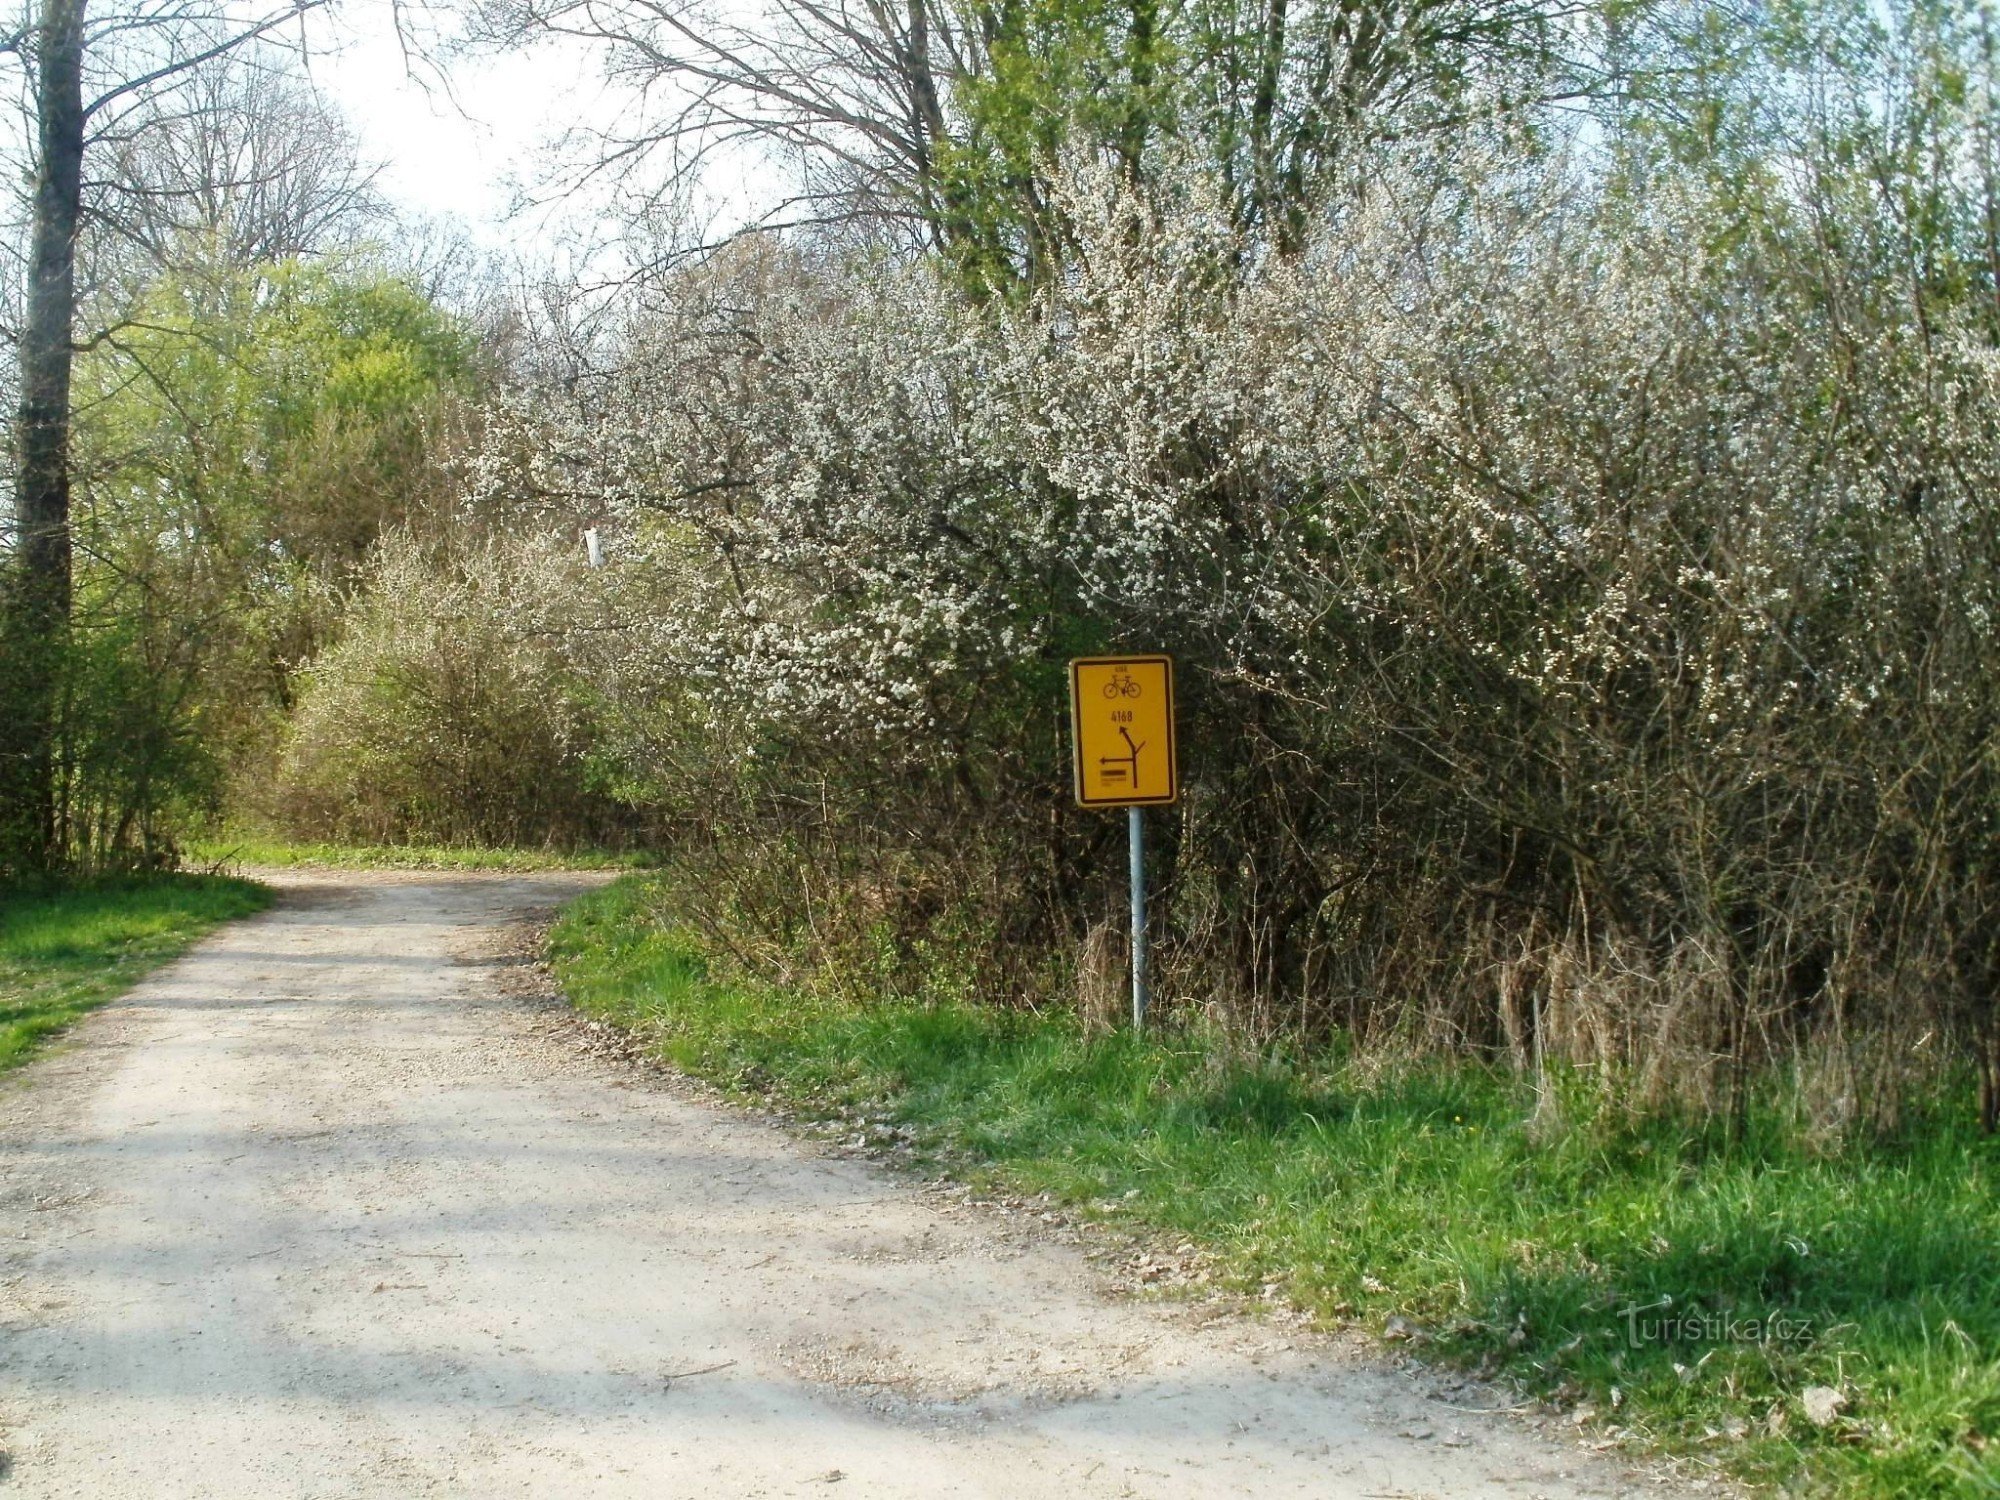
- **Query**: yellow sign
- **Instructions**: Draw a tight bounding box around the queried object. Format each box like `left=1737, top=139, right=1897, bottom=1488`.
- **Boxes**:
left=1069, top=656, right=1178, bottom=807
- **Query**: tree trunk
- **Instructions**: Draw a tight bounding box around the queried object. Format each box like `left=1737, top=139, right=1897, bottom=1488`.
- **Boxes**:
left=1120, top=0, right=1158, bottom=187
left=1247, top=0, right=1286, bottom=241
left=2, top=0, right=86, bottom=873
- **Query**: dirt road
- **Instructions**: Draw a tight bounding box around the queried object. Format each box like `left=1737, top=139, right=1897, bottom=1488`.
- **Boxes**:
left=0, top=871, right=1675, bottom=1498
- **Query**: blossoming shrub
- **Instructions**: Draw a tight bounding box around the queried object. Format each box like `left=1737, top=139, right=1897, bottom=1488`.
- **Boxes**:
left=465, top=137, right=2000, bottom=1125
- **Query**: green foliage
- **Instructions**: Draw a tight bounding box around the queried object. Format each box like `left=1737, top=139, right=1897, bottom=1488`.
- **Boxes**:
left=271, top=530, right=627, bottom=849
left=0, top=875, right=269, bottom=1070
left=552, top=875, right=2000, bottom=1497
left=28, top=251, right=482, bottom=869
left=941, top=0, right=1174, bottom=283
left=83, top=253, right=478, bottom=583
left=932, top=0, right=1576, bottom=283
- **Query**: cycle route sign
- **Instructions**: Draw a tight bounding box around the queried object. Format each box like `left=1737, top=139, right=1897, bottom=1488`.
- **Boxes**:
left=1068, top=655, right=1178, bottom=807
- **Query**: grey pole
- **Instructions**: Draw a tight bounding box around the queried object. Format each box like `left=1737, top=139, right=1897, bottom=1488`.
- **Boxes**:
left=1128, top=804, right=1149, bottom=1028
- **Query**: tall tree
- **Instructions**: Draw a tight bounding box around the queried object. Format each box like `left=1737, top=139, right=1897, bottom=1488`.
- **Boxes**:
left=96, top=64, right=385, bottom=273
left=4, top=0, right=85, bottom=871
left=476, top=0, right=1599, bottom=281
left=0, top=0, right=330, bottom=872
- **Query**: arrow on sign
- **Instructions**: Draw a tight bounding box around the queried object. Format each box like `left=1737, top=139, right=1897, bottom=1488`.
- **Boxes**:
left=1099, top=727, right=1144, bottom=784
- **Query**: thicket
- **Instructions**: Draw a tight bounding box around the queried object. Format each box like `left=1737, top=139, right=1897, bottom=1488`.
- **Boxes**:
left=0, top=14, right=416, bottom=876
left=440, top=1, right=2000, bottom=1130
left=1, top=247, right=485, bottom=871
left=271, top=529, right=628, bottom=846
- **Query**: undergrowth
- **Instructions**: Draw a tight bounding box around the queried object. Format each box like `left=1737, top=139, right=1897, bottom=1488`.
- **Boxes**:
left=186, top=837, right=651, bottom=872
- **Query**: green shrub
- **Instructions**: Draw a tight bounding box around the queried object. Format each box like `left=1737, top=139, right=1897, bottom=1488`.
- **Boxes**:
left=274, top=530, right=622, bottom=848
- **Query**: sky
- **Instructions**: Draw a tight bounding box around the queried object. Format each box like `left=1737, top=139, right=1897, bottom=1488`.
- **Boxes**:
left=302, top=0, right=714, bottom=260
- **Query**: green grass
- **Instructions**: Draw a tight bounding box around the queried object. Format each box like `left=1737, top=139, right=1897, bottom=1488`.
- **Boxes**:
left=0, top=875, right=272, bottom=1072
left=185, top=837, right=652, bottom=872
left=551, top=875, right=2000, bottom=1499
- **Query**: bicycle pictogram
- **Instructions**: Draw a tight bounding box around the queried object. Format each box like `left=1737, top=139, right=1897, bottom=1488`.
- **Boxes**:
left=1101, top=670, right=1143, bottom=700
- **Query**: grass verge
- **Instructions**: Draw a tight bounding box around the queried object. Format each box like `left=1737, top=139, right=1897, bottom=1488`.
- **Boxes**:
left=186, top=837, right=652, bottom=872
left=0, top=875, right=271, bottom=1072
left=551, top=875, right=2000, bottom=1499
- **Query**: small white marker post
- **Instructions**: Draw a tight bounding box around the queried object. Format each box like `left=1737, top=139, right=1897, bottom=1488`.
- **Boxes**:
left=584, top=527, right=605, bottom=569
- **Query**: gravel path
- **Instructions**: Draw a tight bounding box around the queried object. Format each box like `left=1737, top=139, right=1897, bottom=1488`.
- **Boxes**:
left=0, top=870, right=1683, bottom=1498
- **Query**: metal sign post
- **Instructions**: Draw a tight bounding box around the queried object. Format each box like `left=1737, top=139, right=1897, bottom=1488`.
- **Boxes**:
left=1068, top=656, right=1177, bottom=1030
left=1128, top=805, right=1149, bottom=1027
